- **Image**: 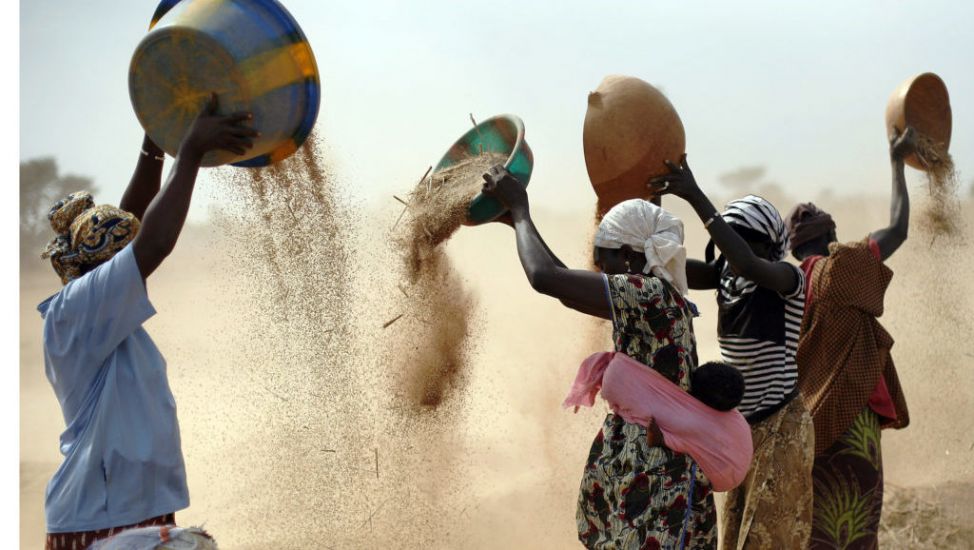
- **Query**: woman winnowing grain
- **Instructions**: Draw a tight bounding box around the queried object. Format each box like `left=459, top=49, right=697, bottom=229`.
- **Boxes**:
left=481, top=166, right=722, bottom=549
left=650, top=156, right=814, bottom=550
left=784, top=127, right=916, bottom=550
left=38, top=94, right=257, bottom=550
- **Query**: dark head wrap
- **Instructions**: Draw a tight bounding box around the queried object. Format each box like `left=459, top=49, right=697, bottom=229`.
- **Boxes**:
left=785, top=202, right=836, bottom=251
left=40, top=191, right=141, bottom=284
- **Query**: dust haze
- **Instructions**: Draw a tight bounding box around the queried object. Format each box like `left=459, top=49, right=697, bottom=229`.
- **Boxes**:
left=20, top=151, right=974, bottom=548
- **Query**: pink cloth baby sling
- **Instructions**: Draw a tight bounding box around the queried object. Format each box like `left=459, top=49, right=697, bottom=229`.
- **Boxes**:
left=564, top=351, right=753, bottom=492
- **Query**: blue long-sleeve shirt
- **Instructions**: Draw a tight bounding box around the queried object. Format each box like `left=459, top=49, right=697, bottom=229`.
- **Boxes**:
left=39, top=244, right=189, bottom=532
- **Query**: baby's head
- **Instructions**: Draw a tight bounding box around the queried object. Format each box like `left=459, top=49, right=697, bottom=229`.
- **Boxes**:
left=690, top=362, right=745, bottom=412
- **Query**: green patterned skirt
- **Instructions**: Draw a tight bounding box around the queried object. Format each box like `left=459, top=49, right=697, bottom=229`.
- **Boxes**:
left=811, top=408, right=884, bottom=550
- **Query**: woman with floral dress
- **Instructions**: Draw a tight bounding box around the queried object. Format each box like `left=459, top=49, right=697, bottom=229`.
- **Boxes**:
left=482, top=165, right=717, bottom=549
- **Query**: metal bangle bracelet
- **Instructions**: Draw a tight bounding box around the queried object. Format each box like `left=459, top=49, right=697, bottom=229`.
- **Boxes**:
left=703, top=212, right=721, bottom=229
left=141, top=148, right=166, bottom=162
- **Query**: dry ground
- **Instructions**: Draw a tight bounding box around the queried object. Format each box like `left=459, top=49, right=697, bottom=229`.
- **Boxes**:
left=21, top=194, right=974, bottom=548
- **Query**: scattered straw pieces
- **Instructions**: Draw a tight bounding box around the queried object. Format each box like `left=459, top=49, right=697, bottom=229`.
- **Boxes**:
left=382, top=313, right=404, bottom=329
left=914, top=133, right=961, bottom=238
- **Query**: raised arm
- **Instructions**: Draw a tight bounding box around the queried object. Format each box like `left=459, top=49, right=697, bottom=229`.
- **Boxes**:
left=650, top=155, right=797, bottom=295
left=133, top=94, right=258, bottom=279
left=493, top=212, right=568, bottom=268
left=493, top=211, right=608, bottom=314
left=482, top=166, right=611, bottom=319
left=870, top=127, right=915, bottom=260
left=119, top=135, right=166, bottom=220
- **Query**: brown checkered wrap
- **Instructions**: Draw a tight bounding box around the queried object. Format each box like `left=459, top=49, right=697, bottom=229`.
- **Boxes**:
left=797, top=238, right=909, bottom=455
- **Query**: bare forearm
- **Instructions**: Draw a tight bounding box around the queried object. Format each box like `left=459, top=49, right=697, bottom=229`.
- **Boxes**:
left=482, top=165, right=610, bottom=317
left=685, top=190, right=796, bottom=292
left=667, top=188, right=743, bottom=270
left=510, top=205, right=560, bottom=286
left=120, top=135, right=165, bottom=219
left=128, top=93, right=257, bottom=278
left=536, top=229, right=568, bottom=268
left=889, top=159, right=910, bottom=234
left=685, top=192, right=758, bottom=271
left=686, top=258, right=720, bottom=289
left=502, top=210, right=567, bottom=268
left=872, top=158, right=910, bottom=259
left=509, top=205, right=611, bottom=318
left=651, top=156, right=796, bottom=292
left=132, top=152, right=202, bottom=278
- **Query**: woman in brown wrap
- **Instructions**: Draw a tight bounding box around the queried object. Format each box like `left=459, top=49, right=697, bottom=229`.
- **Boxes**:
left=785, top=127, right=916, bottom=549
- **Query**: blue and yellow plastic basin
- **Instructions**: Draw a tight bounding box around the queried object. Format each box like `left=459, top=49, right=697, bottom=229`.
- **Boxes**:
left=129, top=0, right=320, bottom=167
left=434, top=114, right=534, bottom=225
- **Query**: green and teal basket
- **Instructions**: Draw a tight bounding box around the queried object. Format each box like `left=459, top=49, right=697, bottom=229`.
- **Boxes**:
left=434, top=114, right=534, bottom=225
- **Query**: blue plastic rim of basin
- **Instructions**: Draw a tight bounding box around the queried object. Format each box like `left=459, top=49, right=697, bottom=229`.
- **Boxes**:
left=132, top=0, right=320, bottom=168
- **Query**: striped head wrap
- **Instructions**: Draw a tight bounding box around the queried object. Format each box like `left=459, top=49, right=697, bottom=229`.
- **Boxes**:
left=41, top=191, right=141, bottom=285
left=717, top=195, right=789, bottom=262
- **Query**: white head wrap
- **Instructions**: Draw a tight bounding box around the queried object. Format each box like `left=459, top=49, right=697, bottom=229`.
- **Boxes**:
left=594, top=199, right=689, bottom=296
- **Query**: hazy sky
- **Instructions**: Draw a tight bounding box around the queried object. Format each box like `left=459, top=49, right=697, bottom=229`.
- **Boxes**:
left=20, top=0, right=974, bottom=220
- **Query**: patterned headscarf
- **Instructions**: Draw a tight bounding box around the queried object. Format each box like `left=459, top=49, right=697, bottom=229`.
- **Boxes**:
left=785, top=202, right=836, bottom=250
left=594, top=198, right=689, bottom=296
left=719, top=195, right=789, bottom=262
left=41, top=191, right=141, bottom=285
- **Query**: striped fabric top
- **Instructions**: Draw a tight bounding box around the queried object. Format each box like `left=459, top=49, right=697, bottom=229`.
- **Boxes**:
left=717, top=265, right=805, bottom=419
left=710, top=194, right=803, bottom=420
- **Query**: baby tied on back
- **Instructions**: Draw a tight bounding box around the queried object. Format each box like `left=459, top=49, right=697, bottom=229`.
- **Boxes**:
left=564, top=352, right=753, bottom=492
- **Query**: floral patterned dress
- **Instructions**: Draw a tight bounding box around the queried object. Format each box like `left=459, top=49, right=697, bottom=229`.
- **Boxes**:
left=576, top=274, right=717, bottom=550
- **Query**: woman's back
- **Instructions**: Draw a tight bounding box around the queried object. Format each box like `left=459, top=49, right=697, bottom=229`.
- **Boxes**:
left=472, top=179, right=717, bottom=548
left=577, top=272, right=717, bottom=549
left=605, top=273, right=697, bottom=387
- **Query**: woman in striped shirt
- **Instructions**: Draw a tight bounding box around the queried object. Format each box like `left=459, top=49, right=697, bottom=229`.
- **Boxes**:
left=650, top=155, right=814, bottom=550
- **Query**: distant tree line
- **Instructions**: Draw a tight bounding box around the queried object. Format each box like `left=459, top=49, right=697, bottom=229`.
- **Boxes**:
left=20, top=158, right=98, bottom=262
